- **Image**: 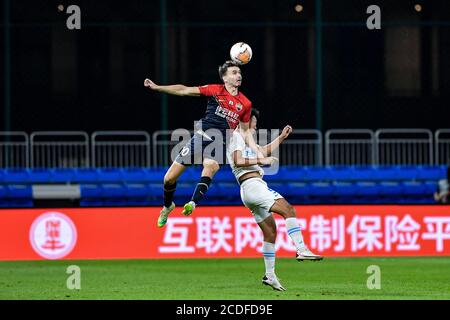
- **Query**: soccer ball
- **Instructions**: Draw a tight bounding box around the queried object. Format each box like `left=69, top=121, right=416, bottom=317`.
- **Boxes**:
left=230, top=42, right=252, bottom=65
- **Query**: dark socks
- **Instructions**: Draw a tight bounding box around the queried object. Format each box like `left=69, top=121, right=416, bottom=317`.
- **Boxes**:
left=163, top=182, right=177, bottom=208
left=191, top=176, right=212, bottom=204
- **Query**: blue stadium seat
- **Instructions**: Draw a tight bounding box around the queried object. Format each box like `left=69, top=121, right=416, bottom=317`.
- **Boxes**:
left=328, top=166, right=353, bottom=182
left=143, top=169, right=164, bottom=183
left=214, top=169, right=236, bottom=183
left=28, top=168, right=52, bottom=183
left=0, top=185, right=7, bottom=199
left=97, top=168, right=123, bottom=183
left=379, top=181, right=403, bottom=196
left=371, top=166, right=399, bottom=181
left=101, top=183, right=127, bottom=198
left=287, top=182, right=310, bottom=197
left=6, top=184, right=33, bottom=199
left=304, top=167, right=330, bottom=182
left=3, top=169, right=30, bottom=184
left=80, top=199, right=104, bottom=207
left=80, top=184, right=102, bottom=198
left=126, top=184, right=149, bottom=198
left=73, top=168, right=99, bottom=183
left=309, top=182, right=334, bottom=196
left=0, top=199, right=33, bottom=208
left=333, top=182, right=358, bottom=196
left=395, top=166, right=418, bottom=181
left=423, top=181, right=438, bottom=195
left=356, top=182, right=381, bottom=196
left=350, top=166, right=374, bottom=181
left=122, top=168, right=147, bottom=183
left=51, top=168, right=75, bottom=183
left=266, top=182, right=290, bottom=197
left=417, top=166, right=444, bottom=181
left=284, top=166, right=309, bottom=181
left=402, top=181, right=426, bottom=196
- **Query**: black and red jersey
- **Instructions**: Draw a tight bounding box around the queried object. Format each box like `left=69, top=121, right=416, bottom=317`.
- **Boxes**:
left=197, top=84, right=252, bottom=133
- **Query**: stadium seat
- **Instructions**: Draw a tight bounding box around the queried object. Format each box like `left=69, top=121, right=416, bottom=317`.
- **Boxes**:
left=309, top=182, right=334, bottom=196
left=395, top=166, right=418, bottom=181
left=80, top=199, right=104, bottom=207
left=28, top=168, right=52, bottom=183
left=417, top=166, right=444, bottom=181
left=213, top=168, right=236, bottom=183
left=379, top=181, right=403, bottom=196
left=101, top=183, right=127, bottom=198
left=0, top=199, right=33, bottom=208
left=304, top=167, right=330, bottom=182
left=0, top=185, right=7, bottom=199
left=125, top=184, right=149, bottom=198
left=122, top=168, right=147, bottom=183
left=143, top=169, right=164, bottom=183
left=51, top=168, right=76, bottom=183
left=350, top=166, right=374, bottom=181
left=333, top=182, right=358, bottom=196
left=80, top=184, right=103, bottom=198
left=287, top=182, right=310, bottom=197
left=402, top=181, right=426, bottom=196
left=6, top=184, right=33, bottom=199
left=371, top=166, right=399, bottom=181
left=73, top=168, right=99, bottom=183
left=3, top=169, right=30, bottom=184
left=356, top=182, right=380, bottom=196
left=97, top=168, right=123, bottom=183
left=328, top=166, right=353, bottom=182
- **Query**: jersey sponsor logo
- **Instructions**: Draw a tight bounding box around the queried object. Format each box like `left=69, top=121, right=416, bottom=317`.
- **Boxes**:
left=29, top=212, right=77, bottom=260
left=215, top=105, right=239, bottom=125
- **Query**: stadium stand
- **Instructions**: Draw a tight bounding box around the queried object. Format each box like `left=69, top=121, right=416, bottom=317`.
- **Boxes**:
left=0, top=165, right=446, bottom=207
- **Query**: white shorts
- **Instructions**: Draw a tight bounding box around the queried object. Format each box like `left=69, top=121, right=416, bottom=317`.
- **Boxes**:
left=240, top=177, right=284, bottom=223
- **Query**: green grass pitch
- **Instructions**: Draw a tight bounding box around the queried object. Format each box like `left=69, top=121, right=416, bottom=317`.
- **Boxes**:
left=1, top=257, right=450, bottom=300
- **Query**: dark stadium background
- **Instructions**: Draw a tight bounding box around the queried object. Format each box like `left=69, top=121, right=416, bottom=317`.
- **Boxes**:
left=1, top=0, right=450, bottom=134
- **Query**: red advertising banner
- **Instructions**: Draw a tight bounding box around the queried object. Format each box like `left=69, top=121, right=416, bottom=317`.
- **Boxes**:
left=0, top=206, right=449, bottom=261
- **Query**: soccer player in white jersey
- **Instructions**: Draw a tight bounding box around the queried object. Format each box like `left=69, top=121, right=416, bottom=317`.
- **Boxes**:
left=227, top=108, right=323, bottom=291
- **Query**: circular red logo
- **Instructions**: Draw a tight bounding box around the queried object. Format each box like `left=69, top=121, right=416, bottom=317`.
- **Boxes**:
left=29, top=212, right=77, bottom=260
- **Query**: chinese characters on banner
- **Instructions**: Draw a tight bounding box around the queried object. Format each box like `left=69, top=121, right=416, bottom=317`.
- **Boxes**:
left=0, top=206, right=449, bottom=261
left=158, top=208, right=450, bottom=257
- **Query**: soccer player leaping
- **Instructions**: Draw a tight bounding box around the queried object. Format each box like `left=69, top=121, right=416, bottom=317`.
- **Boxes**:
left=227, top=108, right=323, bottom=291
left=144, top=61, right=264, bottom=227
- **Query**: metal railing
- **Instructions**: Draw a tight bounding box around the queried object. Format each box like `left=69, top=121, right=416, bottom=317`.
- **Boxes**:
left=278, top=130, right=322, bottom=166
left=435, top=129, right=450, bottom=166
left=30, top=132, right=89, bottom=168
left=325, top=129, right=375, bottom=166
left=0, top=132, right=29, bottom=168
left=92, top=131, right=151, bottom=168
left=375, top=129, right=433, bottom=166
left=0, top=129, right=448, bottom=168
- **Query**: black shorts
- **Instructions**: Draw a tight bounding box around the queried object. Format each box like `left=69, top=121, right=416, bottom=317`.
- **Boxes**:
left=174, top=131, right=229, bottom=166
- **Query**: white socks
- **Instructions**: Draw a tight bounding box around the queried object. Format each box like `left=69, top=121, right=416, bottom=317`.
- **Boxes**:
left=285, top=217, right=306, bottom=251
left=262, top=241, right=276, bottom=276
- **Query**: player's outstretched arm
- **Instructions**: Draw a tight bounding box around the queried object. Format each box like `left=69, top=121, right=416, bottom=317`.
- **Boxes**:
left=259, top=125, right=293, bottom=156
left=144, top=78, right=201, bottom=96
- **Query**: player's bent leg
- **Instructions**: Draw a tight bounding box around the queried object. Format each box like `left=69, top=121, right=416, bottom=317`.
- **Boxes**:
left=183, top=158, right=220, bottom=216
left=158, top=162, right=187, bottom=227
left=270, top=198, right=323, bottom=261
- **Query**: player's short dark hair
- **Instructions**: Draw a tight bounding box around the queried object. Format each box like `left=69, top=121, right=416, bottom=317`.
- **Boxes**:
left=218, top=60, right=240, bottom=82
left=251, top=108, right=260, bottom=120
